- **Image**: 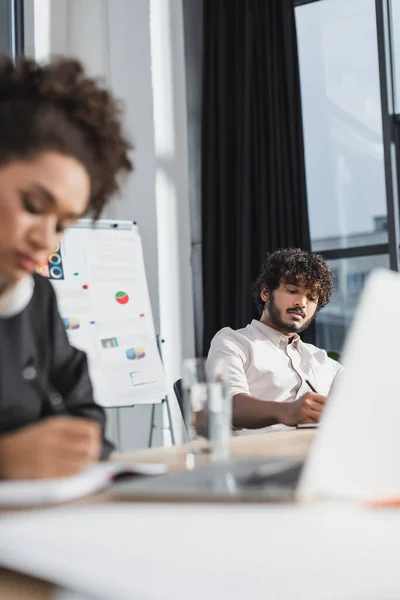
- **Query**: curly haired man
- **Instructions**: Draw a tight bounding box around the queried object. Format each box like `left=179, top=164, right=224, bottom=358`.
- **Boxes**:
left=207, top=248, right=342, bottom=432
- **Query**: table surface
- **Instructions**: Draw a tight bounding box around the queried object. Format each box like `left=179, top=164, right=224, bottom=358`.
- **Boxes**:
left=112, top=428, right=314, bottom=467
left=0, top=429, right=315, bottom=599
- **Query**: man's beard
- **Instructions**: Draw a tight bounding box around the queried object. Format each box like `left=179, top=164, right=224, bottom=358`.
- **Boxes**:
left=267, top=294, right=315, bottom=334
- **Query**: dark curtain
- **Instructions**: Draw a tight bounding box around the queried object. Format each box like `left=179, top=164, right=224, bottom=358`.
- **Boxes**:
left=201, top=0, right=314, bottom=353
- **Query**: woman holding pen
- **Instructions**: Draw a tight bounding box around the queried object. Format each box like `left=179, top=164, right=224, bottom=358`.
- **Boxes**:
left=0, top=54, right=132, bottom=479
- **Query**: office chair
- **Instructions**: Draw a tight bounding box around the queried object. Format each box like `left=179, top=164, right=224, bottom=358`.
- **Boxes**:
left=173, top=378, right=185, bottom=418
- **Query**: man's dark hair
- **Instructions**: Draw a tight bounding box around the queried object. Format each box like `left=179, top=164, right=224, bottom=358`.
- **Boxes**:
left=0, top=54, right=133, bottom=218
left=252, top=248, right=333, bottom=316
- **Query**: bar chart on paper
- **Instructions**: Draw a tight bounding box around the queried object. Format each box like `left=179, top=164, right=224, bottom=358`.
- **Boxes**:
left=47, top=220, right=167, bottom=408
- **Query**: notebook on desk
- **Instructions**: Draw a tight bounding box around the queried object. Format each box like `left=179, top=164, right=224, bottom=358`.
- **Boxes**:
left=0, top=462, right=167, bottom=507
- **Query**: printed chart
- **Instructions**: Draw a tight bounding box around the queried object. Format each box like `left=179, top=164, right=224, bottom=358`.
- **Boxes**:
left=51, top=223, right=166, bottom=407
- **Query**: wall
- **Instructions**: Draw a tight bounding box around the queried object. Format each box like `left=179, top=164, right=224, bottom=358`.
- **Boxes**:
left=23, top=0, right=195, bottom=450
left=182, top=0, right=204, bottom=356
left=150, top=0, right=195, bottom=444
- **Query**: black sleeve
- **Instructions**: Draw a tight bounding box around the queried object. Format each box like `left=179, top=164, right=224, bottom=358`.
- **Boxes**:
left=45, top=280, right=114, bottom=459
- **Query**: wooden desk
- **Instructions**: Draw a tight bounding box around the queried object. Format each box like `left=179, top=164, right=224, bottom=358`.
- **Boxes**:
left=0, top=569, right=52, bottom=599
left=112, top=428, right=315, bottom=468
left=0, top=429, right=314, bottom=599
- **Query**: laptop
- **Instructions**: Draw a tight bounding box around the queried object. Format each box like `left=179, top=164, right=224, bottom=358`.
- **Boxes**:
left=115, top=269, right=400, bottom=503
left=298, top=267, right=400, bottom=501
left=114, top=456, right=304, bottom=502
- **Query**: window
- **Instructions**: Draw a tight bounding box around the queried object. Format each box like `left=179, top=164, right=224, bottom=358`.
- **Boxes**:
left=331, top=268, right=340, bottom=294
left=296, top=0, right=388, bottom=251
left=296, top=0, right=395, bottom=352
left=390, top=0, right=400, bottom=113
left=316, top=254, right=390, bottom=353
left=0, top=0, right=23, bottom=57
left=346, top=272, right=367, bottom=295
left=0, top=0, right=12, bottom=54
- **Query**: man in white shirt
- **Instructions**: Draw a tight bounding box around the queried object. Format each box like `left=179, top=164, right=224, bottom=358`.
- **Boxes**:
left=206, top=248, right=342, bottom=432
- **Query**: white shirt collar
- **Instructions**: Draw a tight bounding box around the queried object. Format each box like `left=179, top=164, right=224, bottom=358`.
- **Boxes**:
left=250, top=319, right=300, bottom=348
left=0, top=276, right=35, bottom=318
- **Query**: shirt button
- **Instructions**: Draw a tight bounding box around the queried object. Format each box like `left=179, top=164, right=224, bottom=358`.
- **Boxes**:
left=50, top=393, right=63, bottom=406
left=22, top=365, right=37, bottom=381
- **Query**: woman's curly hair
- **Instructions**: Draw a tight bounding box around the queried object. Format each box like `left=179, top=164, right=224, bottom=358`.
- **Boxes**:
left=252, top=248, right=333, bottom=315
left=0, top=54, right=133, bottom=218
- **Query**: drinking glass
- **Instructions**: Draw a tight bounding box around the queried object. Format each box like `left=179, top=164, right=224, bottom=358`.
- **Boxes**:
left=182, top=358, right=231, bottom=467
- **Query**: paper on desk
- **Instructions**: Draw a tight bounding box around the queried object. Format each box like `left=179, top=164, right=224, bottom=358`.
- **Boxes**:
left=0, top=503, right=400, bottom=600
left=0, top=462, right=167, bottom=507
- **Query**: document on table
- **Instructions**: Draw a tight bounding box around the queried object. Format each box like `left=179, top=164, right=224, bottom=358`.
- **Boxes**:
left=0, top=462, right=167, bottom=507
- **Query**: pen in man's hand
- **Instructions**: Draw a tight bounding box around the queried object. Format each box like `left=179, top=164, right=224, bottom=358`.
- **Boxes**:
left=296, top=379, right=321, bottom=429
left=305, top=379, right=317, bottom=394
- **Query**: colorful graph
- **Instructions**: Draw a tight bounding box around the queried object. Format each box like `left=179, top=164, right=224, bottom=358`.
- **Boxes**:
left=115, top=291, right=129, bottom=305
left=62, top=317, right=80, bottom=331
left=101, top=337, right=119, bottom=349
left=125, top=347, right=145, bottom=360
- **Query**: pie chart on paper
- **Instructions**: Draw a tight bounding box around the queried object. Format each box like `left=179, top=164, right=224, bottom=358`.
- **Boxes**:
left=62, top=317, right=80, bottom=331
left=115, top=291, right=129, bottom=305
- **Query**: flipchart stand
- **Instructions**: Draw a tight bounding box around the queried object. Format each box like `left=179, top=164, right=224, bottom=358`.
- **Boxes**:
left=49, top=219, right=175, bottom=451
left=147, top=336, right=176, bottom=447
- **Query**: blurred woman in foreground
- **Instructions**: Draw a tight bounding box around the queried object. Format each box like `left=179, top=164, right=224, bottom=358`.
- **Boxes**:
left=0, top=54, right=132, bottom=479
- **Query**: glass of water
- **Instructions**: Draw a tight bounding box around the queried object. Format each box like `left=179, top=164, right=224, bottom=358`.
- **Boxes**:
left=182, top=358, right=231, bottom=467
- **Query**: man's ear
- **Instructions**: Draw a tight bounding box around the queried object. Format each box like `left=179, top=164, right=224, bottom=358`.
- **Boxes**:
left=260, top=285, right=269, bottom=302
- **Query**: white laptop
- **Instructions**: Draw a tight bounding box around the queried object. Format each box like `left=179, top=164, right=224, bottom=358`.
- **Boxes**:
left=298, top=267, right=400, bottom=501
left=115, top=268, right=400, bottom=502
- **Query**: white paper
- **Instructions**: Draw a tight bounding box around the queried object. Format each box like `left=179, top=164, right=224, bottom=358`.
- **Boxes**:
left=0, top=503, right=400, bottom=600
left=0, top=462, right=167, bottom=507
left=51, top=224, right=167, bottom=407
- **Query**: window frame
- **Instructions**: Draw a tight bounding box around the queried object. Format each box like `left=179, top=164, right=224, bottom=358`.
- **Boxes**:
left=0, top=0, right=24, bottom=57
left=295, top=0, right=400, bottom=272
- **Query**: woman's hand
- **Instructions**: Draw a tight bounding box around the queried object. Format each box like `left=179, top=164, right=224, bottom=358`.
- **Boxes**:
left=0, top=416, right=101, bottom=480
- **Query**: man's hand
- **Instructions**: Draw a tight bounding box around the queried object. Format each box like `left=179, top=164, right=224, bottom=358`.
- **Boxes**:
left=279, top=392, right=327, bottom=427
left=0, top=417, right=101, bottom=480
